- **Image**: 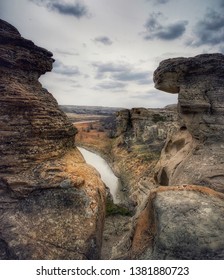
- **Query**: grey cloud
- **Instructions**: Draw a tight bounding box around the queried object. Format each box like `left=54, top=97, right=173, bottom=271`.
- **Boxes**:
left=189, top=9, right=224, bottom=46
left=94, top=81, right=126, bottom=91
left=220, top=0, right=224, bottom=7
left=131, top=91, right=178, bottom=108
left=51, top=2, right=87, bottom=18
left=92, top=62, right=152, bottom=84
left=29, top=0, right=88, bottom=18
left=93, top=62, right=129, bottom=73
left=53, top=60, right=81, bottom=76
left=146, top=0, right=170, bottom=4
left=219, top=46, right=224, bottom=53
left=113, top=71, right=152, bottom=85
left=94, top=36, right=113, bottom=46
left=143, top=12, right=188, bottom=40
left=54, top=48, right=79, bottom=56
left=92, top=62, right=129, bottom=79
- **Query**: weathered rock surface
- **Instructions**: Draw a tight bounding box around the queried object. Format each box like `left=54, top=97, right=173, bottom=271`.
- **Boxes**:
left=113, top=186, right=224, bottom=259
left=111, top=54, right=224, bottom=260
left=116, top=107, right=178, bottom=150
left=0, top=19, right=105, bottom=259
left=154, top=53, right=224, bottom=141
left=114, top=107, right=178, bottom=205
left=154, top=54, right=224, bottom=193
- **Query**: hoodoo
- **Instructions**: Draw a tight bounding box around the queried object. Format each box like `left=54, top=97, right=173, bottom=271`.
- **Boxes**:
left=0, top=19, right=105, bottom=260
left=112, top=54, right=224, bottom=260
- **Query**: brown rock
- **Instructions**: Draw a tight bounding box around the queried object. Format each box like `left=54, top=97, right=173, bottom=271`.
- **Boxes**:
left=154, top=53, right=224, bottom=141
left=153, top=54, right=224, bottom=193
left=0, top=19, right=77, bottom=174
left=111, top=54, right=224, bottom=260
left=113, top=186, right=224, bottom=260
left=114, top=107, right=178, bottom=206
left=0, top=19, right=105, bottom=259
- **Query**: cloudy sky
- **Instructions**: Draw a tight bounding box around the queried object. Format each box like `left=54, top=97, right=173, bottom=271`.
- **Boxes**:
left=1, top=0, right=224, bottom=108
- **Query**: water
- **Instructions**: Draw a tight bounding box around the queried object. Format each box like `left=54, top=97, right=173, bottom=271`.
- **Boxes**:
left=77, top=147, right=122, bottom=204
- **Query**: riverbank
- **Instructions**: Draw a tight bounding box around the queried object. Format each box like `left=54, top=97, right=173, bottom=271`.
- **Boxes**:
left=77, top=145, right=133, bottom=259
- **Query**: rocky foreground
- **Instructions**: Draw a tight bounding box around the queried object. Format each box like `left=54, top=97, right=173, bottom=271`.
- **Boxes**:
left=0, top=19, right=105, bottom=259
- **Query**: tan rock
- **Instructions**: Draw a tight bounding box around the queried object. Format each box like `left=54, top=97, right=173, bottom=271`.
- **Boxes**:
left=153, top=54, right=224, bottom=193
left=0, top=19, right=105, bottom=260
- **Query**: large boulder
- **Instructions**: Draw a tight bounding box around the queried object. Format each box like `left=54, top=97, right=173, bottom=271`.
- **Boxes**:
left=113, top=186, right=224, bottom=260
left=0, top=19, right=105, bottom=259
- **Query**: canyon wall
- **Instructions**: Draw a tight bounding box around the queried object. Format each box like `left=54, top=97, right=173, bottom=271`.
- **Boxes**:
left=113, top=106, right=178, bottom=205
left=0, top=19, right=105, bottom=260
left=112, top=54, right=224, bottom=260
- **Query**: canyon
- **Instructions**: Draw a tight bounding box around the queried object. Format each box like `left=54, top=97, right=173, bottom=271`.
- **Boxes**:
left=0, top=19, right=223, bottom=260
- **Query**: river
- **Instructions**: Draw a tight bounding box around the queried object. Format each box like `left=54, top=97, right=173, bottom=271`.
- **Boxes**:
left=77, top=147, right=122, bottom=204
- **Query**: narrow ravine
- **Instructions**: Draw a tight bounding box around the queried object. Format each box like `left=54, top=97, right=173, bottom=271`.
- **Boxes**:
left=77, top=146, right=132, bottom=259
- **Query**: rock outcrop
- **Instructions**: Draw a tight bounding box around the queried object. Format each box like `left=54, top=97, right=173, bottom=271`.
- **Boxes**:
left=113, top=186, right=224, bottom=259
left=116, top=107, right=177, bottom=149
left=154, top=54, right=224, bottom=193
left=0, top=19, right=105, bottom=259
left=111, top=54, right=224, bottom=260
left=114, top=107, right=177, bottom=205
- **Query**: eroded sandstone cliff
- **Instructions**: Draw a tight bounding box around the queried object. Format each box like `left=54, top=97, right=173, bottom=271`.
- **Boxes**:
left=112, top=54, right=224, bottom=260
left=114, top=106, right=177, bottom=205
left=0, top=19, right=105, bottom=259
left=154, top=54, right=224, bottom=193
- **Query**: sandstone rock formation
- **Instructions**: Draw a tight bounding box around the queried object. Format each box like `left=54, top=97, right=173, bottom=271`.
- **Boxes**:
left=111, top=54, right=224, bottom=260
left=154, top=54, right=224, bottom=193
left=116, top=107, right=177, bottom=150
left=114, top=107, right=177, bottom=205
left=0, top=19, right=105, bottom=259
left=113, top=186, right=224, bottom=259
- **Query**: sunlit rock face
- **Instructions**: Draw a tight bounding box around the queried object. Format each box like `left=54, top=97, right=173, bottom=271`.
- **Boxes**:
left=0, top=19, right=105, bottom=260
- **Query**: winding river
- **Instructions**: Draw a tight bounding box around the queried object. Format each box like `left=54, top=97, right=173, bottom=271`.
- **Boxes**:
left=77, top=147, right=122, bottom=204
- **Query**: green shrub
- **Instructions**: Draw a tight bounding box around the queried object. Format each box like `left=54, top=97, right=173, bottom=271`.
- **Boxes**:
left=106, top=200, right=132, bottom=217
left=152, top=114, right=167, bottom=123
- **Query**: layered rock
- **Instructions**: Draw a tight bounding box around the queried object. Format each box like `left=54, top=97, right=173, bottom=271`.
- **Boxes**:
left=116, top=107, right=177, bottom=149
left=0, top=19, right=76, bottom=174
left=111, top=54, right=224, bottom=260
left=154, top=53, right=224, bottom=141
left=114, top=107, right=178, bottom=205
left=153, top=54, right=224, bottom=193
left=0, top=19, right=105, bottom=259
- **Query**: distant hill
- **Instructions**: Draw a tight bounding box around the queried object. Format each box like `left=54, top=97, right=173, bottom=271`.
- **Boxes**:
left=59, top=105, right=125, bottom=116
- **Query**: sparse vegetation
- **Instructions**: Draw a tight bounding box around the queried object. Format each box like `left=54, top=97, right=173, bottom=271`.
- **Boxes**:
left=152, top=114, right=167, bottom=123
left=132, top=144, right=160, bottom=162
left=106, top=199, right=132, bottom=217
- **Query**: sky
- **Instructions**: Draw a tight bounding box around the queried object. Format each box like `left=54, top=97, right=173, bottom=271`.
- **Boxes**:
left=1, top=0, right=224, bottom=108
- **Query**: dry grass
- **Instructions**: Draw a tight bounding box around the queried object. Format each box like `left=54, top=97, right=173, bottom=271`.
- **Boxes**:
left=74, top=122, right=113, bottom=156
